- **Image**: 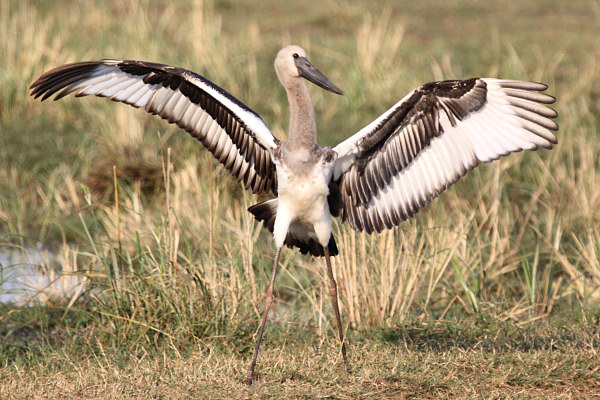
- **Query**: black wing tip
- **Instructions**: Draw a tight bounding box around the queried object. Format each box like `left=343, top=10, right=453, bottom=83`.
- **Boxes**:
left=30, top=78, right=48, bottom=99
left=29, top=60, right=118, bottom=101
left=30, top=85, right=56, bottom=102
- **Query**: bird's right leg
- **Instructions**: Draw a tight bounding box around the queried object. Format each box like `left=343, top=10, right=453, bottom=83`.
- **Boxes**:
left=245, top=246, right=281, bottom=385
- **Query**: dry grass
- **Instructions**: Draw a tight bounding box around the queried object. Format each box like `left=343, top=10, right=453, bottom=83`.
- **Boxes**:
left=2, top=0, right=600, bottom=397
left=2, top=321, right=599, bottom=399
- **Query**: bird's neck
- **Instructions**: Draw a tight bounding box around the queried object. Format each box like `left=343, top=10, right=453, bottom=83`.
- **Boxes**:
left=286, top=79, right=317, bottom=151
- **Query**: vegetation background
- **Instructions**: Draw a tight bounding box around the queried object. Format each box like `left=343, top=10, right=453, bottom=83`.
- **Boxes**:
left=1, top=0, right=599, bottom=398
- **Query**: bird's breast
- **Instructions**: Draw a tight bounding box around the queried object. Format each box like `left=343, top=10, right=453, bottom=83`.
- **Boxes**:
left=276, top=161, right=331, bottom=223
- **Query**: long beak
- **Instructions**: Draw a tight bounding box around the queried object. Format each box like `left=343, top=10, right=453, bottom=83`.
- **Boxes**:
left=295, top=57, right=343, bottom=95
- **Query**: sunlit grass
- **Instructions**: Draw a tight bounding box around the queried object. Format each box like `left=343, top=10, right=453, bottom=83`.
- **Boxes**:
left=1, top=0, right=600, bottom=396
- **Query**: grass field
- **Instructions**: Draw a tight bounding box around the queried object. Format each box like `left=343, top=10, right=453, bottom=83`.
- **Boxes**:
left=2, top=0, right=600, bottom=398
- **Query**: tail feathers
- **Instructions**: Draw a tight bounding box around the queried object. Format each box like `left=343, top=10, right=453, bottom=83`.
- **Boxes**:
left=248, top=199, right=278, bottom=233
left=248, top=199, right=338, bottom=257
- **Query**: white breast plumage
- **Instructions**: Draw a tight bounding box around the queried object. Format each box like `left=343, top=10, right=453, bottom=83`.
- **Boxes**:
left=277, top=160, right=330, bottom=224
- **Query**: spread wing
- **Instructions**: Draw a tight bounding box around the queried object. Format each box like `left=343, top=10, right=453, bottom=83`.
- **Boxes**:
left=331, top=78, right=558, bottom=233
left=30, top=60, right=279, bottom=194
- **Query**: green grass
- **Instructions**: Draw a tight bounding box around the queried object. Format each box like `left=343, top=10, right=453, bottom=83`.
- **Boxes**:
left=2, top=309, right=599, bottom=398
left=2, top=0, right=600, bottom=397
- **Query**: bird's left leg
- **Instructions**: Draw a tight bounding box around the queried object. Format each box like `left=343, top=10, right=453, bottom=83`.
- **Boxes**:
left=324, top=246, right=351, bottom=372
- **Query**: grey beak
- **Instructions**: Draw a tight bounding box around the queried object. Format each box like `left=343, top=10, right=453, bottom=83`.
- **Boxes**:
left=295, top=56, right=343, bottom=95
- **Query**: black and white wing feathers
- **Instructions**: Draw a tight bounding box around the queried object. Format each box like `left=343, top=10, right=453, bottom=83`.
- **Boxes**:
left=30, top=60, right=279, bottom=195
left=331, top=78, right=558, bottom=233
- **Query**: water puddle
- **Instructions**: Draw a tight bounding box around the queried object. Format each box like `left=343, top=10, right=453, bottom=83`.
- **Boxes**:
left=0, top=245, right=87, bottom=305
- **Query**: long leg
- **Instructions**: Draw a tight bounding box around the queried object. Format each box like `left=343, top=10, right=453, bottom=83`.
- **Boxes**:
left=324, top=247, right=351, bottom=372
left=245, top=247, right=282, bottom=385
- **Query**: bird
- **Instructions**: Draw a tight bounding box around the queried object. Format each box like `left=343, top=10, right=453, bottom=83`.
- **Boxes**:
left=30, top=45, right=558, bottom=384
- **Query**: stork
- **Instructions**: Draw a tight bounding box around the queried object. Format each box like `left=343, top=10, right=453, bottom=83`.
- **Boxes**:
left=30, top=45, right=558, bottom=384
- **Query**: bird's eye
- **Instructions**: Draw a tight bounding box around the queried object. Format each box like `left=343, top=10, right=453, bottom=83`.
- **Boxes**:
left=293, top=53, right=299, bottom=59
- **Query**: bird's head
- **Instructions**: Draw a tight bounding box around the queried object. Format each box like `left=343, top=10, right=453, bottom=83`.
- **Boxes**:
left=275, top=45, right=343, bottom=95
